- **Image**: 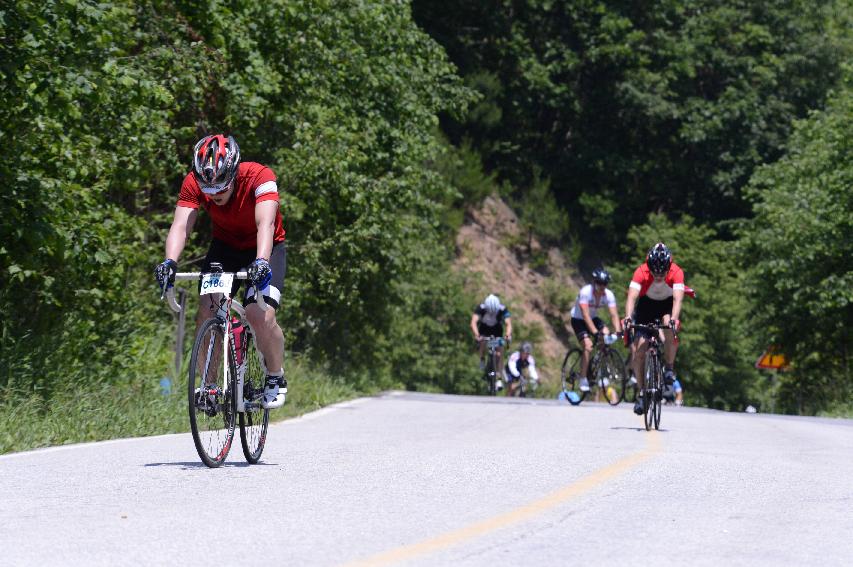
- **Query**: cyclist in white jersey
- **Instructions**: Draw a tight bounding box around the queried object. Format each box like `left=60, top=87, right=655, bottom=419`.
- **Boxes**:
left=569, top=268, right=622, bottom=392
left=504, top=342, right=539, bottom=396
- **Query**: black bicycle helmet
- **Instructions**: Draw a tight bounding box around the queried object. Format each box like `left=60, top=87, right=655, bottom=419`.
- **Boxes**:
left=591, top=268, right=611, bottom=285
left=647, top=243, right=672, bottom=276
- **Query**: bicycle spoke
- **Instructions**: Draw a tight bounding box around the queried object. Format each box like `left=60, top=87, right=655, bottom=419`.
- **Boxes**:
left=240, top=332, right=269, bottom=463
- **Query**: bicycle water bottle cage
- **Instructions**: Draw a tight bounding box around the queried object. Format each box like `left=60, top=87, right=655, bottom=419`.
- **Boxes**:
left=208, top=262, right=224, bottom=274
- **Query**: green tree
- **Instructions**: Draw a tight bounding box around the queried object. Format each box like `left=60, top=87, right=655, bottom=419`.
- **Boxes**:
left=740, top=76, right=853, bottom=414
left=0, top=0, right=475, bottom=401
left=414, top=0, right=850, bottom=246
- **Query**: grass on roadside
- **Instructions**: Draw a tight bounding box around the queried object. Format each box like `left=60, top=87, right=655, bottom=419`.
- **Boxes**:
left=0, top=358, right=364, bottom=455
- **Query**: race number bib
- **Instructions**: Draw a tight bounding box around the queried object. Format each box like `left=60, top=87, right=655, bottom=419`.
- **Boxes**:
left=199, top=272, right=234, bottom=296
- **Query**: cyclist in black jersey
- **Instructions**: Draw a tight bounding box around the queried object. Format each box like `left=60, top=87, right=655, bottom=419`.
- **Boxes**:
left=470, top=293, right=512, bottom=389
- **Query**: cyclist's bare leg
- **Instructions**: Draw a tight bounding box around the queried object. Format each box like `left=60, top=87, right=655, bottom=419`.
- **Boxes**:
left=580, top=335, right=593, bottom=378
left=507, top=377, right=519, bottom=397
left=660, top=314, right=678, bottom=367
left=245, top=302, right=284, bottom=373
left=495, top=346, right=504, bottom=376
left=631, top=336, right=649, bottom=391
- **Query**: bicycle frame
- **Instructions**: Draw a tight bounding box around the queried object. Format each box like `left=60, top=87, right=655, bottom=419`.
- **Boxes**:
left=629, top=321, right=673, bottom=377
left=480, top=336, right=505, bottom=394
left=165, top=271, right=268, bottom=413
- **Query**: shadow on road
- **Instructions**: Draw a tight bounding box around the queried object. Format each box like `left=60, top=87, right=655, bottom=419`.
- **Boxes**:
left=609, top=426, right=669, bottom=432
left=144, top=461, right=278, bottom=469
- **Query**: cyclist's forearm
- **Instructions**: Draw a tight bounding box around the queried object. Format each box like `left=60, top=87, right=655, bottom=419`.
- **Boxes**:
left=624, top=288, right=639, bottom=319
left=165, top=223, right=188, bottom=262
left=164, top=206, right=196, bottom=262
left=671, top=290, right=684, bottom=321
left=609, top=306, right=622, bottom=332
left=255, top=201, right=277, bottom=260
left=255, top=220, right=274, bottom=260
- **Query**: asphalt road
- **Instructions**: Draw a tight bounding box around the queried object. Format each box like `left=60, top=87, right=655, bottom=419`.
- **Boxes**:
left=2, top=391, right=852, bottom=566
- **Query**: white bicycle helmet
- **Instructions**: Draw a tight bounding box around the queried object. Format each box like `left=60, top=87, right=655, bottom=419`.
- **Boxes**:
left=484, top=294, right=501, bottom=314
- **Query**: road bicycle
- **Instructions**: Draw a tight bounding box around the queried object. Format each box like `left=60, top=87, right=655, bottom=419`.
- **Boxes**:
left=560, top=333, right=627, bottom=405
left=479, top=336, right=506, bottom=396
left=163, top=264, right=271, bottom=467
left=628, top=320, right=676, bottom=431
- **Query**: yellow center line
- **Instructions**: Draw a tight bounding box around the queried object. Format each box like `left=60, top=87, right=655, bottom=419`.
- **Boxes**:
left=343, top=433, right=662, bottom=567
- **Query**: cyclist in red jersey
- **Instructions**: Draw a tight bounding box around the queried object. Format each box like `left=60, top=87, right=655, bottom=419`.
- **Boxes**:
left=155, top=135, right=287, bottom=409
left=622, top=243, right=684, bottom=415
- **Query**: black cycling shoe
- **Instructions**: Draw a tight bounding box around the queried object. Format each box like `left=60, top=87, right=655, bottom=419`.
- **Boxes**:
left=633, top=396, right=645, bottom=415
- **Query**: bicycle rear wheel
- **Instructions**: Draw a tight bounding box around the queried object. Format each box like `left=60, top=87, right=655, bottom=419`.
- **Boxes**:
left=560, top=348, right=586, bottom=403
left=188, top=318, right=236, bottom=467
left=239, top=331, right=269, bottom=464
left=486, top=354, right=497, bottom=396
left=653, top=360, right=663, bottom=430
left=601, top=349, right=626, bottom=406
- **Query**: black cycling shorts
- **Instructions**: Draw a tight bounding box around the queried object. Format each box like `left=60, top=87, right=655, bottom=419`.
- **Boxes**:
left=199, top=239, right=286, bottom=310
left=631, top=296, right=672, bottom=340
left=571, top=316, right=604, bottom=339
left=477, top=322, right=503, bottom=339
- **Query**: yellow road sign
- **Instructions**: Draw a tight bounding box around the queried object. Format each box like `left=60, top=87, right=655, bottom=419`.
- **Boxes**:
left=755, top=345, right=790, bottom=370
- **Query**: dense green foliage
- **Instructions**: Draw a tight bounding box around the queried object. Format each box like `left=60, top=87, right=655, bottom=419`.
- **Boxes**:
left=414, top=0, right=848, bottom=245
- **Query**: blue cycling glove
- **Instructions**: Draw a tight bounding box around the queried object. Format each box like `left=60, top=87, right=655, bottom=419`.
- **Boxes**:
left=248, top=257, right=272, bottom=289
left=155, top=259, right=178, bottom=293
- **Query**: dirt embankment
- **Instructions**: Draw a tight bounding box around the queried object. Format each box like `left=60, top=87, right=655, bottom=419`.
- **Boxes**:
left=454, top=195, right=584, bottom=379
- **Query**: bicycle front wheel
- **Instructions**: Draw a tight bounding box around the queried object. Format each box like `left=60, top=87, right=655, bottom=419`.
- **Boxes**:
left=239, top=331, right=270, bottom=464
left=602, top=349, right=626, bottom=406
left=560, top=348, right=586, bottom=403
left=188, top=318, right=236, bottom=467
left=643, top=352, right=659, bottom=431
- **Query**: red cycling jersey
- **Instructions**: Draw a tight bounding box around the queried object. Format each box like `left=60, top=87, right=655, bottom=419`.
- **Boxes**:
left=177, top=162, right=285, bottom=250
left=629, top=262, right=685, bottom=300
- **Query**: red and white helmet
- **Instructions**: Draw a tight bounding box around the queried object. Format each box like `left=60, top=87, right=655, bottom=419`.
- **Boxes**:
left=193, top=134, right=240, bottom=194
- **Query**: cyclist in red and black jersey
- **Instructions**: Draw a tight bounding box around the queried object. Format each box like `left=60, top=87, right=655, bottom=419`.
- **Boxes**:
left=155, top=135, right=287, bottom=409
left=623, top=243, right=685, bottom=416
